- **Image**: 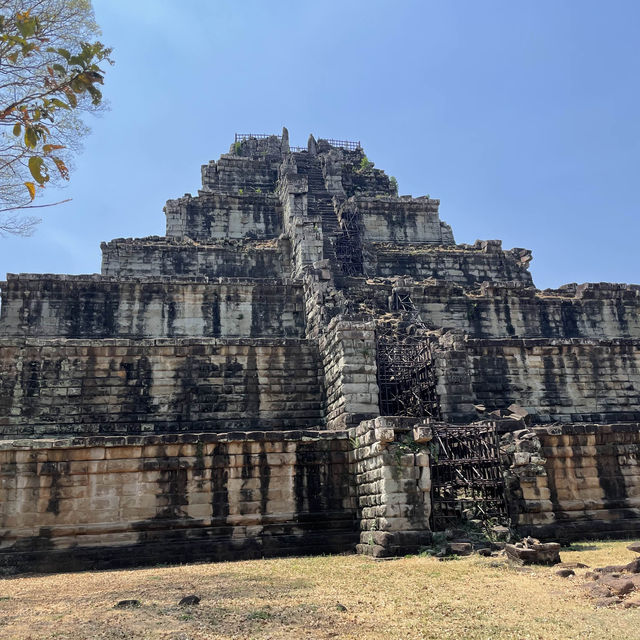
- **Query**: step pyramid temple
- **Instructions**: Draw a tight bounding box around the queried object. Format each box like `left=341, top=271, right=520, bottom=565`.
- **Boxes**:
left=0, top=129, right=639, bottom=572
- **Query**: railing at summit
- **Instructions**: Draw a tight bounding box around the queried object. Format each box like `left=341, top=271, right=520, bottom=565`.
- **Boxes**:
left=322, top=138, right=362, bottom=151
left=233, top=134, right=361, bottom=151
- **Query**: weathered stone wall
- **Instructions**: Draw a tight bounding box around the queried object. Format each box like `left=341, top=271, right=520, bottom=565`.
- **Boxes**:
left=165, top=193, right=282, bottom=241
left=434, top=336, right=640, bottom=424
left=0, top=275, right=304, bottom=339
left=340, top=164, right=396, bottom=198
left=0, top=430, right=356, bottom=573
left=504, top=423, right=640, bottom=541
left=277, top=172, right=324, bottom=278
left=455, top=282, right=640, bottom=339
left=101, top=237, right=289, bottom=279
left=300, top=267, right=380, bottom=430
left=365, top=241, right=533, bottom=286
left=200, top=154, right=280, bottom=194
left=350, top=417, right=432, bottom=557
left=337, top=279, right=640, bottom=339
left=4, top=131, right=640, bottom=569
left=0, top=338, right=325, bottom=437
left=356, top=197, right=455, bottom=245
left=318, top=317, right=379, bottom=430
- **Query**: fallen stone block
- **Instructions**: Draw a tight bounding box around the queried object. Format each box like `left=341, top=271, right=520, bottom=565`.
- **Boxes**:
left=556, top=562, right=589, bottom=570
left=505, top=541, right=561, bottom=566
left=595, top=564, right=627, bottom=575
left=625, top=558, right=640, bottom=573
left=446, top=542, right=473, bottom=556
left=584, top=583, right=613, bottom=599
left=595, top=596, right=620, bottom=608
left=598, top=576, right=636, bottom=596
left=115, top=599, right=140, bottom=608
left=556, top=569, right=575, bottom=578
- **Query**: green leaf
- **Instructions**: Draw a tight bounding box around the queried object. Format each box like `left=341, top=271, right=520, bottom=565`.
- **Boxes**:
left=16, top=14, right=37, bottom=39
left=64, top=89, right=77, bottom=108
left=50, top=98, right=70, bottom=111
left=87, top=85, right=102, bottom=105
left=24, top=127, right=38, bottom=149
left=12, top=123, right=21, bottom=136
left=28, top=156, right=48, bottom=184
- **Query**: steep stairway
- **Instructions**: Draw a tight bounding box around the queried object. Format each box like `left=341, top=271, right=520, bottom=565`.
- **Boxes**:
left=306, top=158, right=340, bottom=264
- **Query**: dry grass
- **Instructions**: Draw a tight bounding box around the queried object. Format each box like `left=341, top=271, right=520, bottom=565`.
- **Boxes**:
left=0, top=540, right=639, bottom=640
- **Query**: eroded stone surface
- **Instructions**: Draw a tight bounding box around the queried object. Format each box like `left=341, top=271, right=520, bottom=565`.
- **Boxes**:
left=0, top=130, right=639, bottom=570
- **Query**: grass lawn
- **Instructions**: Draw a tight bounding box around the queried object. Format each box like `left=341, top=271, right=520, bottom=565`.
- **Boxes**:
left=0, top=540, right=638, bottom=639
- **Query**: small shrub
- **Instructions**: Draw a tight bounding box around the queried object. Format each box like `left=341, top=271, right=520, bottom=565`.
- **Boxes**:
left=358, top=155, right=374, bottom=172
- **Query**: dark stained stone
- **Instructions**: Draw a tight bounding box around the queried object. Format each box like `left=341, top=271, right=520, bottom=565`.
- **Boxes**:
left=555, top=569, right=575, bottom=578
left=115, top=599, right=141, bottom=608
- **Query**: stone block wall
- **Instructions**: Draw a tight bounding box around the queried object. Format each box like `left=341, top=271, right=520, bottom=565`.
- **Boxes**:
left=337, top=279, right=640, bottom=340
left=365, top=242, right=533, bottom=286
left=504, top=423, right=640, bottom=541
left=318, top=317, right=379, bottom=430
left=459, top=283, right=640, bottom=339
left=349, top=417, right=432, bottom=557
left=165, top=193, right=282, bottom=241
left=339, top=164, right=402, bottom=198
left=356, top=197, right=455, bottom=244
left=0, top=430, right=357, bottom=573
left=200, top=154, right=279, bottom=194
left=0, top=275, right=304, bottom=339
left=101, top=237, right=289, bottom=279
left=0, top=338, right=325, bottom=437
left=277, top=173, right=325, bottom=278
left=434, top=336, right=640, bottom=423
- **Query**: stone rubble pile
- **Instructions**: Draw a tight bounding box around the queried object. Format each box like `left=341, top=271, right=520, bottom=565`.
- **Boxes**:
left=581, top=543, right=640, bottom=608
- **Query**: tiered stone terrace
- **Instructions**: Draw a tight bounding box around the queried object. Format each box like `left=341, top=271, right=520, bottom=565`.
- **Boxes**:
left=0, top=129, right=638, bottom=571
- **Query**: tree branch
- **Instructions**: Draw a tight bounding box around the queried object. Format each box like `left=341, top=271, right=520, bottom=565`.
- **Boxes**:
left=0, top=197, right=70, bottom=213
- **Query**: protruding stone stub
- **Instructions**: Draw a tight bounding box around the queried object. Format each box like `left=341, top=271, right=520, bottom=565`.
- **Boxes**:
left=308, top=134, right=317, bottom=156
left=374, top=427, right=395, bottom=444
left=413, top=426, right=433, bottom=443
left=281, top=127, right=290, bottom=153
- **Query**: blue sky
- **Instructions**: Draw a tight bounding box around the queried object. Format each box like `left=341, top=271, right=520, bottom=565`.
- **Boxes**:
left=1, top=0, right=638, bottom=289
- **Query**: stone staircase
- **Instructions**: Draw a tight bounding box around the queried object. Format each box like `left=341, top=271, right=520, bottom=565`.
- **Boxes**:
left=306, top=158, right=339, bottom=264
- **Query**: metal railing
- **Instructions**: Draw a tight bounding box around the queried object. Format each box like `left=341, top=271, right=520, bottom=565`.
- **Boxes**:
left=234, top=133, right=279, bottom=142
left=321, top=138, right=361, bottom=151
left=234, top=134, right=361, bottom=151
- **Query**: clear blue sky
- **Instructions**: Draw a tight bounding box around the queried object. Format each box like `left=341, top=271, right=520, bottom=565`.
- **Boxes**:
left=1, top=0, right=638, bottom=289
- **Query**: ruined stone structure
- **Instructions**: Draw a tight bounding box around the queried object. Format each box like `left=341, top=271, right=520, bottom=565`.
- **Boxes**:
left=0, top=130, right=638, bottom=572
